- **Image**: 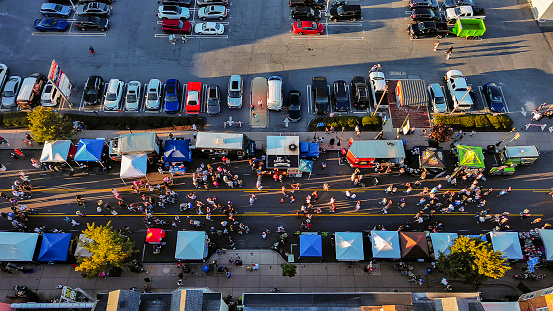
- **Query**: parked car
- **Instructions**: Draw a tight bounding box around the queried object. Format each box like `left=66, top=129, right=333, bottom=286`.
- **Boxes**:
left=482, top=82, right=505, bottom=112
left=194, top=22, right=224, bottom=35
left=40, top=3, right=72, bottom=17
left=312, top=76, right=329, bottom=115
left=409, top=0, right=438, bottom=9
left=227, top=75, right=243, bottom=108
left=79, top=0, right=113, bottom=3
left=145, top=79, right=163, bottom=110
left=289, top=0, right=325, bottom=9
left=332, top=80, right=349, bottom=112
left=162, top=19, right=192, bottom=34
left=287, top=90, right=302, bottom=122
left=291, top=7, right=322, bottom=21
left=443, top=0, right=474, bottom=8
left=369, top=71, right=386, bottom=92
left=104, top=79, right=124, bottom=110
left=408, top=21, right=448, bottom=39
left=410, top=8, right=442, bottom=21
left=0, top=64, right=9, bottom=92
left=83, top=75, right=104, bottom=106
left=198, top=5, right=228, bottom=20
left=34, top=18, right=69, bottom=32
left=125, top=81, right=141, bottom=111
left=41, top=83, right=62, bottom=107
left=427, top=83, right=447, bottom=113
left=76, top=16, right=109, bottom=31
left=196, top=0, right=228, bottom=6
left=164, top=79, right=181, bottom=113
left=328, top=4, right=362, bottom=21
left=351, top=76, right=372, bottom=108
left=206, top=84, right=221, bottom=115
left=158, top=5, right=190, bottom=19
left=162, top=0, right=192, bottom=6
left=185, top=82, right=201, bottom=114
left=1, top=76, right=22, bottom=108
left=293, top=21, right=324, bottom=35
left=76, top=2, right=111, bottom=17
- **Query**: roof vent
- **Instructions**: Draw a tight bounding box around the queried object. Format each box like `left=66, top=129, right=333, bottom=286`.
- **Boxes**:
left=216, top=138, right=225, bottom=145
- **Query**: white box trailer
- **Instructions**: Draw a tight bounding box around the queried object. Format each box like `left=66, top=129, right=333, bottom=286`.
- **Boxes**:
left=194, top=132, right=255, bottom=159
left=108, top=132, right=161, bottom=161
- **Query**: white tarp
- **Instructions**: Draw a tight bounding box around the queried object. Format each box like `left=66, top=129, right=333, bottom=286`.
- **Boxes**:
left=539, top=229, right=553, bottom=261
left=40, top=140, right=72, bottom=162
left=335, top=232, right=364, bottom=261
left=430, top=232, right=458, bottom=258
left=120, top=154, right=147, bottom=179
left=74, top=233, right=93, bottom=257
left=489, top=231, right=523, bottom=260
left=371, top=231, right=401, bottom=259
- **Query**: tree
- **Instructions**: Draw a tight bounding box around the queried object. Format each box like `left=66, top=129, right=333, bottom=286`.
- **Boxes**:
left=75, top=222, right=137, bottom=278
left=27, top=107, right=74, bottom=143
left=281, top=263, right=297, bottom=277
left=429, top=124, right=453, bottom=143
left=437, top=236, right=510, bottom=288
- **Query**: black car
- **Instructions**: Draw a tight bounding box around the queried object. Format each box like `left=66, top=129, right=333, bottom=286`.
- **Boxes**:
left=329, top=4, right=362, bottom=22
left=332, top=80, right=349, bottom=112
left=288, top=90, right=302, bottom=122
left=196, top=0, right=228, bottom=6
left=408, top=21, right=448, bottom=38
left=351, top=76, right=372, bottom=108
left=291, top=7, right=322, bottom=21
left=83, top=75, right=104, bottom=105
left=289, top=0, right=325, bottom=10
left=482, top=82, right=505, bottom=112
left=409, top=0, right=438, bottom=9
left=443, top=0, right=473, bottom=8
left=76, top=16, right=109, bottom=31
left=312, top=77, right=329, bottom=115
left=206, top=84, right=221, bottom=115
left=162, top=0, right=192, bottom=6
left=78, top=0, right=113, bottom=3
left=410, top=8, right=442, bottom=21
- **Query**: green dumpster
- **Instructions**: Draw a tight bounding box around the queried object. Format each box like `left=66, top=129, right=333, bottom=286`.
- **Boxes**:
left=451, top=19, right=486, bottom=39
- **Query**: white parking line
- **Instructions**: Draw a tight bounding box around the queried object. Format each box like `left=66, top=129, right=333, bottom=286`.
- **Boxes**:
left=201, top=84, right=207, bottom=113
left=154, top=34, right=229, bottom=39
left=326, top=23, right=363, bottom=26
left=499, top=85, right=509, bottom=113
left=181, top=84, right=187, bottom=113
left=32, top=32, right=106, bottom=37
left=291, top=36, right=363, bottom=40
left=346, top=84, right=352, bottom=112
left=306, top=85, right=312, bottom=114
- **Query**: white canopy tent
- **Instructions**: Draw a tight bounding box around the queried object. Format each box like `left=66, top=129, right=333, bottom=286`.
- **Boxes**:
left=539, top=229, right=553, bottom=261
left=371, top=231, right=401, bottom=259
left=40, top=140, right=73, bottom=168
left=120, top=154, right=149, bottom=184
left=489, top=232, right=523, bottom=260
left=175, top=231, right=208, bottom=261
left=0, top=232, right=39, bottom=261
left=430, top=233, right=458, bottom=258
left=335, top=232, right=364, bottom=261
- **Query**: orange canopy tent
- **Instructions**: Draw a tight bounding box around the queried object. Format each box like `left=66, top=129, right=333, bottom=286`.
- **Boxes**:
left=146, top=228, right=165, bottom=244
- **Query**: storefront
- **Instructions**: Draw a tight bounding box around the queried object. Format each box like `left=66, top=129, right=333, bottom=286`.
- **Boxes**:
left=346, top=140, right=405, bottom=168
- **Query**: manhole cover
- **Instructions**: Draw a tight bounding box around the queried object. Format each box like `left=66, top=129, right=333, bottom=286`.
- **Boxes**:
left=163, top=268, right=171, bottom=274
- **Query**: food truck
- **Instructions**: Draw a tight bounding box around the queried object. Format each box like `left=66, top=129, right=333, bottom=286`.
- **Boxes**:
left=346, top=140, right=405, bottom=168
left=194, top=132, right=255, bottom=159
left=499, top=146, right=539, bottom=166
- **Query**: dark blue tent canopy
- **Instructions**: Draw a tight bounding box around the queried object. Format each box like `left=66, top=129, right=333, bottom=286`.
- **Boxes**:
left=38, top=233, right=72, bottom=262
left=164, top=140, right=191, bottom=163
left=300, top=234, right=323, bottom=257
left=75, top=139, right=105, bottom=162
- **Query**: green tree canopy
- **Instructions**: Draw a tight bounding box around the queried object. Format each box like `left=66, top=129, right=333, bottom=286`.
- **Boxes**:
left=437, top=235, right=510, bottom=287
left=27, top=107, right=74, bottom=143
left=75, top=221, right=137, bottom=278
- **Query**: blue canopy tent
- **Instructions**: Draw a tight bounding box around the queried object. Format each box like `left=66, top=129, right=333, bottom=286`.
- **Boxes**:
left=300, top=234, right=322, bottom=257
left=0, top=232, right=39, bottom=261
left=489, top=231, right=523, bottom=260
left=175, top=231, right=208, bottom=261
left=371, top=230, right=401, bottom=259
left=430, top=233, right=458, bottom=258
left=164, top=140, right=192, bottom=164
left=38, top=233, right=72, bottom=262
left=75, top=139, right=106, bottom=167
left=335, top=232, right=364, bottom=261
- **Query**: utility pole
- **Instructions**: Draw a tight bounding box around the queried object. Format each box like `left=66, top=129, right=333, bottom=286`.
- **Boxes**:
left=496, top=128, right=517, bottom=147
left=449, top=86, right=471, bottom=115
left=372, top=86, right=388, bottom=117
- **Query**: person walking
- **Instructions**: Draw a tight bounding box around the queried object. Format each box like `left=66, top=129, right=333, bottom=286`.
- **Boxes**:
left=89, top=46, right=96, bottom=56
left=434, top=41, right=440, bottom=51
left=445, top=46, right=453, bottom=59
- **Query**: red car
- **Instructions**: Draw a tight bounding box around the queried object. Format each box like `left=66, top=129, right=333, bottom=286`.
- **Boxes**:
left=162, top=19, right=192, bottom=34
left=185, top=82, right=202, bottom=114
left=293, top=21, right=324, bottom=35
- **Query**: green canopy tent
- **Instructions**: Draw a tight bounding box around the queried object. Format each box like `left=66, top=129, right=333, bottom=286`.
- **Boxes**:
left=457, top=145, right=485, bottom=168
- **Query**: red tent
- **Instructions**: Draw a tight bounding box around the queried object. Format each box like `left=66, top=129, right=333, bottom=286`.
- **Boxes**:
left=146, top=228, right=165, bottom=244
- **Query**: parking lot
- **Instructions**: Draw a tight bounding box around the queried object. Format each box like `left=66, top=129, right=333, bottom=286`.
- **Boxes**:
left=0, top=0, right=552, bottom=130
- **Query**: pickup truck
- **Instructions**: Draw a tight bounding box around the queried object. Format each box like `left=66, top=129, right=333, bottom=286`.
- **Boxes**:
left=444, top=70, right=473, bottom=111
left=289, top=0, right=325, bottom=9
left=445, top=5, right=485, bottom=23
left=300, top=142, right=319, bottom=160
left=312, top=76, right=329, bottom=115
left=408, top=21, right=449, bottom=38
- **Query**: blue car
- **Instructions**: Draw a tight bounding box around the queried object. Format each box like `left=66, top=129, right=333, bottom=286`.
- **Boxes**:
left=164, top=79, right=181, bottom=113
left=34, top=18, right=69, bottom=32
left=40, top=3, right=72, bottom=18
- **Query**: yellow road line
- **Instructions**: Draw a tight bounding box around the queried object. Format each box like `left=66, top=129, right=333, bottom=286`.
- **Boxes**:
left=30, top=213, right=544, bottom=217
left=2, top=188, right=549, bottom=193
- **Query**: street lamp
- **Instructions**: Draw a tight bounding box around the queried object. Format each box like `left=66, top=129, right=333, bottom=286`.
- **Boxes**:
left=495, top=127, right=516, bottom=147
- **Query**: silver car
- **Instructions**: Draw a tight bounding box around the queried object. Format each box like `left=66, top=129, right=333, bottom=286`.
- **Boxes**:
left=198, top=5, right=228, bottom=20
left=145, top=79, right=163, bottom=110
left=125, top=81, right=141, bottom=111
left=227, top=75, right=243, bottom=108
left=428, top=83, right=447, bottom=113
left=1, top=76, right=21, bottom=108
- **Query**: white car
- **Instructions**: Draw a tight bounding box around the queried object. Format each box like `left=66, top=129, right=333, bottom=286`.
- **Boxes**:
left=369, top=71, right=386, bottom=92
left=125, top=81, right=141, bottom=111
left=157, top=5, right=190, bottom=19
left=145, top=79, right=163, bottom=110
left=0, top=64, right=9, bottom=94
left=41, top=83, right=62, bottom=107
left=104, top=79, right=124, bottom=110
left=198, top=5, right=228, bottom=20
left=1, top=76, right=21, bottom=108
left=194, top=22, right=224, bottom=35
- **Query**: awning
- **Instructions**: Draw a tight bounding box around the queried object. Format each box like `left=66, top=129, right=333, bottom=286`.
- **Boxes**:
left=399, top=232, right=430, bottom=259
left=430, top=232, right=458, bottom=258
left=0, top=232, right=39, bottom=261
left=175, top=231, right=208, bottom=260
left=120, top=154, right=148, bottom=182
left=489, top=231, right=523, bottom=260
left=539, top=229, right=553, bottom=261
left=335, top=232, right=364, bottom=261
left=37, top=233, right=72, bottom=262
left=146, top=228, right=165, bottom=244
left=40, top=140, right=72, bottom=163
left=349, top=140, right=406, bottom=160
left=164, top=139, right=191, bottom=163
left=74, top=139, right=105, bottom=163
left=457, top=145, right=485, bottom=168
left=74, top=233, right=93, bottom=257
left=371, top=231, right=401, bottom=259
left=300, top=235, right=322, bottom=257
left=419, top=147, right=445, bottom=170
left=299, top=159, right=313, bottom=173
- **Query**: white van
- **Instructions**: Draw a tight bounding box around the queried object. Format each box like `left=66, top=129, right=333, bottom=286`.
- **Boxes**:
left=17, top=74, right=47, bottom=109
left=267, top=76, right=283, bottom=111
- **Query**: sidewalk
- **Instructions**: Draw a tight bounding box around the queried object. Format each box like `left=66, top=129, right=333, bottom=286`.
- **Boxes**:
left=0, top=250, right=541, bottom=302
left=1, top=128, right=552, bottom=152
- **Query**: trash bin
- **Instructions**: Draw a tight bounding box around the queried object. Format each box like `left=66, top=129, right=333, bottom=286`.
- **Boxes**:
left=486, top=145, right=496, bottom=154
